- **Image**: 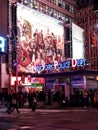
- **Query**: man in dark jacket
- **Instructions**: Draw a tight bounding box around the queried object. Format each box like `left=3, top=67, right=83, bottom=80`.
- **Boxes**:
left=6, top=92, right=12, bottom=114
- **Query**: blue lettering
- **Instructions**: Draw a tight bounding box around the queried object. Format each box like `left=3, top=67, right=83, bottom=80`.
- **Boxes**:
left=36, top=59, right=86, bottom=73
left=45, top=64, right=53, bottom=71
left=65, top=61, right=70, bottom=68
left=58, top=61, right=70, bottom=69
left=77, top=59, right=86, bottom=66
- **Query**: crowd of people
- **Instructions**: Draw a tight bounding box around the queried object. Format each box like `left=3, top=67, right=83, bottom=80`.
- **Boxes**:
left=0, top=88, right=98, bottom=114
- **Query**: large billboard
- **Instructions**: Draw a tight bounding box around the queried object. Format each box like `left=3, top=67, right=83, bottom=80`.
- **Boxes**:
left=72, top=23, right=84, bottom=59
left=17, top=3, right=64, bottom=73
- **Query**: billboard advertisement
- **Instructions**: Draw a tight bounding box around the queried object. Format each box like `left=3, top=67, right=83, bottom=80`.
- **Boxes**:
left=17, top=3, right=64, bottom=73
left=72, top=23, right=84, bottom=59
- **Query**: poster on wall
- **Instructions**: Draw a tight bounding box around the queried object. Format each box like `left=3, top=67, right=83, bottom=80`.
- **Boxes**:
left=17, top=3, right=64, bottom=74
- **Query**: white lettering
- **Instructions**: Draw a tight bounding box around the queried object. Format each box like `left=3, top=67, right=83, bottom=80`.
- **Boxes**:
left=71, top=59, right=77, bottom=67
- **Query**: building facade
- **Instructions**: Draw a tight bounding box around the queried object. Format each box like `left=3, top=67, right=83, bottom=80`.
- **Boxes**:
left=76, top=0, right=98, bottom=70
left=0, top=0, right=9, bottom=91
left=0, top=0, right=98, bottom=92
left=17, top=0, right=77, bottom=59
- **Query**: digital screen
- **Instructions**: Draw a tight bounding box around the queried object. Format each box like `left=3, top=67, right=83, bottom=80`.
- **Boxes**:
left=17, top=3, right=64, bottom=73
left=72, top=23, right=84, bottom=59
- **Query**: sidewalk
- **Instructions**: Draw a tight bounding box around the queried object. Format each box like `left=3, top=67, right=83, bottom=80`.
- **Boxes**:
left=0, top=106, right=98, bottom=115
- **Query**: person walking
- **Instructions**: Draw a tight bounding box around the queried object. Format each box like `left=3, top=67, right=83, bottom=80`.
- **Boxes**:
left=32, top=95, right=37, bottom=111
left=6, top=92, right=12, bottom=114
left=83, top=90, right=88, bottom=108
left=11, top=93, right=20, bottom=113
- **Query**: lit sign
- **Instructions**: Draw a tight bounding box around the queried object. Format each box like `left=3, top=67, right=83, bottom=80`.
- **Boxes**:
left=0, top=36, right=6, bottom=54
left=36, top=59, right=86, bottom=72
left=71, top=76, right=84, bottom=88
left=31, top=83, right=44, bottom=87
left=72, top=23, right=84, bottom=59
left=71, top=59, right=86, bottom=67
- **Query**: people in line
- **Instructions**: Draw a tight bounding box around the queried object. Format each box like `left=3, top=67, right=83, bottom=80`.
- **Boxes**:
left=1, top=88, right=98, bottom=113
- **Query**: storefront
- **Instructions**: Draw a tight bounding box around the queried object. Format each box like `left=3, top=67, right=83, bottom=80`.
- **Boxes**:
left=11, top=76, right=45, bottom=92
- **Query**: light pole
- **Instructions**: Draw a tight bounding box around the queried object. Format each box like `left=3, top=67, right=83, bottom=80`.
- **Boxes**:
left=14, top=59, right=18, bottom=93
left=8, top=0, right=18, bottom=92
left=11, top=28, right=19, bottom=93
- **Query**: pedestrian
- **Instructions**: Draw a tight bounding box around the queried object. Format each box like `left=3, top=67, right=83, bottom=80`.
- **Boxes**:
left=11, top=93, right=20, bottom=113
left=83, top=90, right=88, bottom=108
left=65, top=97, right=69, bottom=109
left=32, top=96, right=37, bottom=111
left=6, top=92, right=12, bottom=114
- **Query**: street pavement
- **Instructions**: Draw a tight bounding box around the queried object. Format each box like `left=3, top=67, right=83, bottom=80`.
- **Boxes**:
left=0, top=107, right=98, bottom=130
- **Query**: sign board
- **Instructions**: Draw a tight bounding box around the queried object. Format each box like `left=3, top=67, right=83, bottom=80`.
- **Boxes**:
left=71, top=76, right=84, bottom=88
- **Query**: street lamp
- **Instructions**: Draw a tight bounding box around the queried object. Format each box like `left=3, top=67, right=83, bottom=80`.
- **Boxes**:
left=96, top=76, right=98, bottom=89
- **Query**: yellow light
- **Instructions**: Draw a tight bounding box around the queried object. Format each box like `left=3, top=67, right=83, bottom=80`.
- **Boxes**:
left=96, top=76, right=98, bottom=81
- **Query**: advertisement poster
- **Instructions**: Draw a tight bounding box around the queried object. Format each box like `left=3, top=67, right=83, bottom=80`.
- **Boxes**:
left=17, top=3, right=64, bottom=74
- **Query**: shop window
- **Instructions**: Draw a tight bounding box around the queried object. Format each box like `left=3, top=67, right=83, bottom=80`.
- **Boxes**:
left=55, top=0, right=58, bottom=5
left=58, top=2, right=62, bottom=7
left=65, top=3, right=70, bottom=11
left=39, top=3, right=43, bottom=12
left=61, top=1, right=65, bottom=8
left=45, top=6, right=50, bottom=15
left=70, top=5, right=75, bottom=14
left=23, top=0, right=28, bottom=6
left=49, top=8, right=54, bottom=17
left=53, top=10, right=58, bottom=18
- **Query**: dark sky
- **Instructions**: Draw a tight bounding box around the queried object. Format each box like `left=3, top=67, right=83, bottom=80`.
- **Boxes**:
left=76, top=0, right=93, bottom=8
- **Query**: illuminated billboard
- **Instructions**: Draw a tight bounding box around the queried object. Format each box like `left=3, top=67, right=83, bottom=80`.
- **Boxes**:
left=0, top=36, right=6, bottom=54
left=72, top=23, right=84, bottom=59
left=17, top=3, right=64, bottom=73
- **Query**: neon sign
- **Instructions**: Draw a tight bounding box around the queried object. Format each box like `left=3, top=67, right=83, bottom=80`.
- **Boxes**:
left=71, top=59, right=86, bottom=67
left=0, top=36, right=6, bottom=54
left=36, top=59, right=86, bottom=72
left=31, top=83, right=44, bottom=87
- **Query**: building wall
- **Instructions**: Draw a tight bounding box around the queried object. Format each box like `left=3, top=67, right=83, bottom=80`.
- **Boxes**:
left=0, top=0, right=8, bottom=90
left=0, top=0, right=8, bottom=36
left=1, top=63, right=9, bottom=89
left=20, top=0, right=76, bottom=24
left=19, top=0, right=77, bottom=59
left=76, top=4, right=98, bottom=70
